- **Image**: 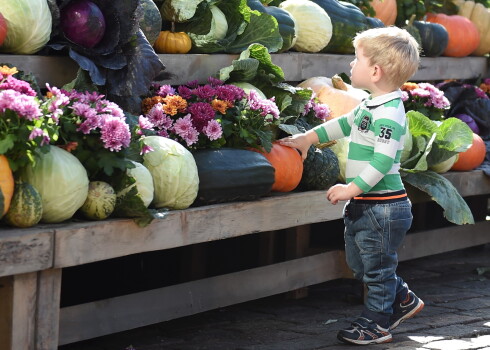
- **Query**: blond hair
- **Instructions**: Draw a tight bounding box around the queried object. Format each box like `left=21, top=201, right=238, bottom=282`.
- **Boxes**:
left=353, top=26, right=420, bottom=88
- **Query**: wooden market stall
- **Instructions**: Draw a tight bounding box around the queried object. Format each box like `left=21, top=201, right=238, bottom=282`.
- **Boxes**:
left=0, top=53, right=489, bottom=350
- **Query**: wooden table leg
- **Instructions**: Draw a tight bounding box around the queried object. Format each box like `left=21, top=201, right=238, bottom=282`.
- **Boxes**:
left=36, top=269, right=62, bottom=350
left=285, top=225, right=311, bottom=299
left=0, top=269, right=62, bottom=350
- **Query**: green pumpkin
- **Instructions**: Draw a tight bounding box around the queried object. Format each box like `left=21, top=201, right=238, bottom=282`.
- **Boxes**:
left=413, top=20, right=449, bottom=57
left=4, top=182, right=43, bottom=228
left=139, top=0, right=163, bottom=46
left=298, top=146, right=340, bottom=191
left=80, top=181, right=116, bottom=221
left=310, top=0, right=369, bottom=54
left=247, top=0, right=297, bottom=52
left=193, top=148, right=275, bottom=205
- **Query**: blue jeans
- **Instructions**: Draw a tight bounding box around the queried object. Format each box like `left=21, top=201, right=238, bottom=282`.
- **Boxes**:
left=343, top=198, right=413, bottom=328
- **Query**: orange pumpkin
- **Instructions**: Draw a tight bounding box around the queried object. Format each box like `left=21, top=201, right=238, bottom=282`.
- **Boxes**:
left=426, top=13, right=480, bottom=57
left=153, top=30, right=192, bottom=54
left=369, top=0, right=397, bottom=26
left=451, top=133, right=486, bottom=171
left=298, top=77, right=368, bottom=119
left=255, top=143, right=303, bottom=192
left=0, top=155, right=15, bottom=218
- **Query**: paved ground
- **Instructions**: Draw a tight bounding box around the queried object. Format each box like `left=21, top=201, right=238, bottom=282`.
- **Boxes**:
left=61, top=244, right=490, bottom=350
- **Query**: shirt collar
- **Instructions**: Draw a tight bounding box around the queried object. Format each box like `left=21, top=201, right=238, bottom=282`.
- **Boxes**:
left=364, top=90, right=403, bottom=108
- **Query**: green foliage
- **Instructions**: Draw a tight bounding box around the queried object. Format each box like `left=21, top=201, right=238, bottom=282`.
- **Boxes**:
left=395, top=0, right=459, bottom=27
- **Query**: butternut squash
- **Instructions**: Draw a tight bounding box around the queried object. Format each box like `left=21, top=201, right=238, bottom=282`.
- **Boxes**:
left=298, top=76, right=368, bottom=119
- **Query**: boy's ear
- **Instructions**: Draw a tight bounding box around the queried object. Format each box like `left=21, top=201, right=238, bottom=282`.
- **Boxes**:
left=371, top=64, right=382, bottom=82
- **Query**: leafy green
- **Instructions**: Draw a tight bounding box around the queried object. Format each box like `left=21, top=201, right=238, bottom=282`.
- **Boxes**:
left=400, top=110, right=475, bottom=225
left=111, top=171, right=167, bottom=228
left=402, top=171, right=474, bottom=225
left=217, top=43, right=312, bottom=122
left=401, top=111, right=473, bottom=172
left=176, top=0, right=282, bottom=54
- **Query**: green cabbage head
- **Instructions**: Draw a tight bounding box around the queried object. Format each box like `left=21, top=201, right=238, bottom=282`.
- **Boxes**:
left=0, top=0, right=52, bottom=54
left=21, top=146, right=89, bottom=223
left=117, top=160, right=154, bottom=208
left=142, top=136, right=199, bottom=210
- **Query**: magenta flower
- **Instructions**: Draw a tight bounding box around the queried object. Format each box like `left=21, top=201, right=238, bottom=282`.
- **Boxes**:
left=192, top=85, right=216, bottom=101
left=313, top=103, right=331, bottom=121
left=187, top=102, right=216, bottom=131
left=140, top=144, right=154, bottom=155
left=0, top=75, right=36, bottom=96
left=157, top=85, right=176, bottom=97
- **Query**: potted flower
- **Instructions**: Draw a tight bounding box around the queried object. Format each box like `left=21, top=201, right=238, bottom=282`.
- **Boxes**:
left=401, top=82, right=450, bottom=121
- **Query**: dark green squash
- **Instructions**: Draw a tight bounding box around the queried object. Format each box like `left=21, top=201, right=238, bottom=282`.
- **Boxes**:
left=310, top=0, right=369, bottom=54
left=298, top=146, right=340, bottom=191
left=292, top=118, right=340, bottom=191
left=413, top=20, right=449, bottom=57
left=366, top=16, right=385, bottom=29
left=193, top=148, right=275, bottom=205
left=247, top=0, right=297, bottom=52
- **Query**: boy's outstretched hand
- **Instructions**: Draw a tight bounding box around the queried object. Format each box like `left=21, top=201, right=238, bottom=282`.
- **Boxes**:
left=278, top=132, right=318, bottom=160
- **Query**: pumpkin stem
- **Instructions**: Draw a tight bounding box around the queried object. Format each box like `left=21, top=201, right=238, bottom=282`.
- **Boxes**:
left=171, top=21, right=175, bottom=33
left=408, top=14, right=416, bottom=26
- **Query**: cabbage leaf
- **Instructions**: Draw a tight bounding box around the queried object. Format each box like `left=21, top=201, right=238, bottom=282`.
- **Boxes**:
left=402, top=171, right=474, bottom=225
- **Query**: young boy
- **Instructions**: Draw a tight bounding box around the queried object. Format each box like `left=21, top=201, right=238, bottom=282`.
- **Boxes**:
left=279, top=27, right=424, bottom=345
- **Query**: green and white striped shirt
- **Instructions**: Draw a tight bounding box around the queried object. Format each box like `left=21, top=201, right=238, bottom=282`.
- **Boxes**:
left=313, top=90, right=407, bottom=194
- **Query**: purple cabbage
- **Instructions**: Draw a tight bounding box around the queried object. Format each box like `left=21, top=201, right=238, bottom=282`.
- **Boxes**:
left=60, top=0, right=106, bottom=48
left=455, top=113, right=480, bottom=134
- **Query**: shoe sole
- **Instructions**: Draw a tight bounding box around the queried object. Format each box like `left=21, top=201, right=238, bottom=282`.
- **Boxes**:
left=390, top=299, right=425, bottom=330
left=337, top=333, right=393, bottom=345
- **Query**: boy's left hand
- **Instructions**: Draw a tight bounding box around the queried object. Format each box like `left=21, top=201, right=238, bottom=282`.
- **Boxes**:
left=326, top=183, right=362, bottom=205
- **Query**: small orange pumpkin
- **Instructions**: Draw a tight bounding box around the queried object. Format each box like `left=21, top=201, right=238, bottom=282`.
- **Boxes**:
left=369, top=0, right=397, bottom=26
left=451, top=133, right=486, bottom=171
left=254, top=142, right=303, bottom=192
left=426, top=13, right=480, bottom=57
left=153, top=25, right=192, bottom=54
left=0, top=155, right=15, bottom=218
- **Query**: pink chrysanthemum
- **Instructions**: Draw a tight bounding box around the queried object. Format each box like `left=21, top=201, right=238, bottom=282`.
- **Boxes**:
left=100, top=116, right=131, bottom=151
left=203, top=119, right=223, bottom=141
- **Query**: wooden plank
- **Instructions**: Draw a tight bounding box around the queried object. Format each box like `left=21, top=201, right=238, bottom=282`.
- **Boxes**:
left=54, top=192, right=344, bottom=268
left=0, top=276, right=13, bottom=350
left=58, top=250, right=349, bottom=345
left=0, top=227, right=54, bottom=277
left=10, top=273, right=38, bottom=350
left=1, top=54, right=486, bottom=87
left=35, top=269, right=62, bottom=350
left=399, top=220, right=490, bottom=261
left=53, top=170, right=489, bottom=268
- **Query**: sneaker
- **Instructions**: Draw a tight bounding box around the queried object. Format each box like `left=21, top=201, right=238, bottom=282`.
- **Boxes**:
left=337, top=317, right=393, bottom=345
left=389, top=290, right=424, bottom=330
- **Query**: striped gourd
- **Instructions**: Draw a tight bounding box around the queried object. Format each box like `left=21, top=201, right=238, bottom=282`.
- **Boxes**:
left=4, top=182, right=43, bottom=228
left=80, top=181, right=116, bottom=220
